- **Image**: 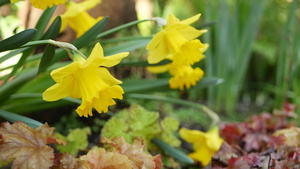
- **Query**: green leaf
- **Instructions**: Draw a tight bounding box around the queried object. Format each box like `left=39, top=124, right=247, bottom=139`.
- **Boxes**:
left=0, top=70, right=37, bottom=104
left=34, top=6, right=57, bottom=40
left=103, top=38, right=151, bottom=55
left=0, top=29, right=36, bottom=52
left=152, top=137, right=194, bottom=164
left=38, top=44, right=55, bottom=74
left=0, top=0, right=10, bottom=6
left=0, top=109, right=43, bottom=128
left=121, top=79, right=170, bottom=94
left=55, top=127, right=91, bottom=156
left=195, top=77, right=224, bottom=88
left=40, top=16, right=61, bottom=40
left=158, top=117, right=181, bottom=147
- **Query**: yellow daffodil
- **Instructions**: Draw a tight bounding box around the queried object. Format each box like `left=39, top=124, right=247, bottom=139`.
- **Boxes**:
left=10, top=0, right=67, bottom=10
left=147, top=13, right=207, bottom=64
left=179, top=127, right=224, bottom=166
left=169, top=64, right=204, bottom=90
left=43, top=43, right=128, bottom=117
left=60, top=0, right=102, bottom=38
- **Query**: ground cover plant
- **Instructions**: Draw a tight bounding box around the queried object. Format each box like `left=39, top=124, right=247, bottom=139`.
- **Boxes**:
left=0, top=0, right=300, bottom=168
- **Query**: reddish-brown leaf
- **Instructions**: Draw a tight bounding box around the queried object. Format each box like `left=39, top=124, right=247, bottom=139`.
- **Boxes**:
left=0, top=121, right=64, bottom=169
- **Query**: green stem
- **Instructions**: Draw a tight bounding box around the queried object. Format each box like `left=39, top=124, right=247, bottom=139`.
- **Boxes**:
left=96, top=19, right=148, bottom=39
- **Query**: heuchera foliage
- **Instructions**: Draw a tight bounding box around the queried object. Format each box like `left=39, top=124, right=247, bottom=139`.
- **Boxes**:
left=212, top=103, right=300, bottom=169
left=0, top=121, right=162, bottom=169
left=101, top=104, right=181, bottom=148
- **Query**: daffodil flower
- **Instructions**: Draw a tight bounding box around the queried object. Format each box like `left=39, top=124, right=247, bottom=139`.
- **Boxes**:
left=10, top=0, right=67, bottom=10
left=60, top=0, right=102, bottom=38
left=147, top=13, right=207, bottom=64
left=179, top=127, right=224, bottom=166
left=43, top=43, right=128, bottom=117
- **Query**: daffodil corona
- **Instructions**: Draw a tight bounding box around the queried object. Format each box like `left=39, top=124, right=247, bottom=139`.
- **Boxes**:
left=43, top=43, right=128, bottom=117
left=10, top=0, right=67, bottom=10
left=179, top=127, right=224, bottom=166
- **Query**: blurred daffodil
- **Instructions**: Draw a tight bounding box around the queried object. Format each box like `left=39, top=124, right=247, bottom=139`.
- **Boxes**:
left=169, top=64, right=204, bottom=90
left=43, top=43, right=128, bottom=117
left=60, top=0, right=102, bottom=37
left=10, top=0, right=67, bottom=10
left=179, top=127, right=224, bottom=166
left=147, top=13, right=207, bottom=64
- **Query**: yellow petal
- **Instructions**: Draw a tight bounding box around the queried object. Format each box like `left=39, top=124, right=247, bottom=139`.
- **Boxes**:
left=79, top=0, right=101, bottom=11
left=146, top=64, right=170, bottom=74
left=42, top=75, right=76, bottom=101
left=50, top=62, right=81, bottom=83
left=181, top=14, right=201, bottom=25
left=68, top=13, right=103, bottom=38
left=146, top=32, right=164, bottom=51
left=179, top=128, right=206, bottom=143
left=166, top=13, right=180, bottom=28
left=188, top=148, right=215, bottom=166
left=97, top=68, right=122, bottom=85
left=84, top=43, right=128, bottom=68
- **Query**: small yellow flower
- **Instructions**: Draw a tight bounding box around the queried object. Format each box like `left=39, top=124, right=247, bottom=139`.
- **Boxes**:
left=147, top=13, right=207, bottom=64
left=169, top=64, right=204, bottom=90
left=10, top=0, right=67, bottom=10
left=43, top=43, right=128, bottom=117
left=179, top=127, right=224, bottom=166
left=60, top=0, right=102, bottom=38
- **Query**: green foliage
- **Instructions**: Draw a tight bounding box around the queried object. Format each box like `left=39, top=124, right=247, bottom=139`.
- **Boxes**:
left=101, top=104, right=181, bottom=148
left=55, top=127, right=91, bottom=156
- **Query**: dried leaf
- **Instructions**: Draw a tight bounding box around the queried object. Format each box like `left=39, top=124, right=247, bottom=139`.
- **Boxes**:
left=0, top=121, right=59, bottom=169
left=101, top=136, right=162, bottom=169
left=81, top=148, right=134, bottom=169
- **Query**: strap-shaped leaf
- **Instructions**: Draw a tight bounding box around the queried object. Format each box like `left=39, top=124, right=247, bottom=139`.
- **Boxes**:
left=0, top=70, right=37, bottom=104
left=0, top=109, right=42, bottom=128
left=152, top=138, right=194, bottom=164
left=34, top=6, right=57, bottom=40
left=41, top=16, right=62, bottom=40
left=38, top=44, right=55, bottom=74
left=0, top=29, right=36, bottom=52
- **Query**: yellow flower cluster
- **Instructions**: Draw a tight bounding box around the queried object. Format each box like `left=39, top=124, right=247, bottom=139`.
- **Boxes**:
left=147, top=14, right=208, bottom=90
left=179, top=127, right=224, bottom=166
left=43, top=43, right=128, bottom=117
